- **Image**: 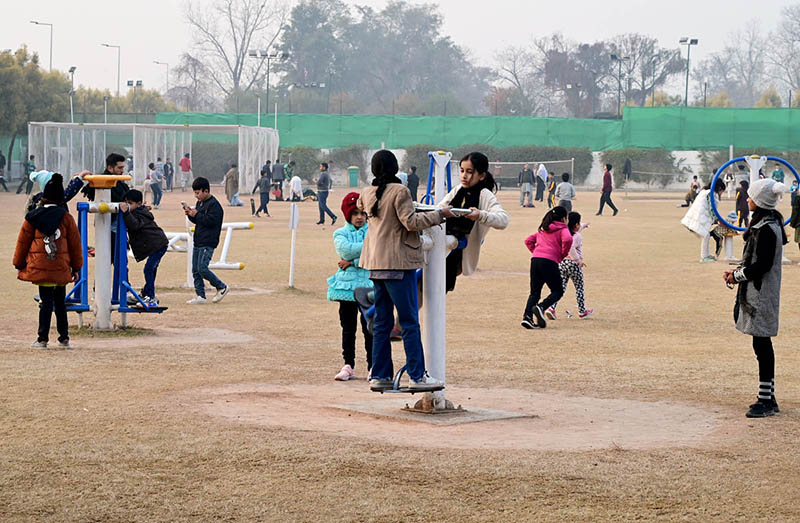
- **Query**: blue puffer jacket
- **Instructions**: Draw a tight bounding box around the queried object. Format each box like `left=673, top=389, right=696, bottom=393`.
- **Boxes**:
left=327, top=222, right=373, bottom=301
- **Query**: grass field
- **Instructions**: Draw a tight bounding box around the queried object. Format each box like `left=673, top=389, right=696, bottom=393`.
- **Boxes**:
left=1, top=185, right=799, bottom=522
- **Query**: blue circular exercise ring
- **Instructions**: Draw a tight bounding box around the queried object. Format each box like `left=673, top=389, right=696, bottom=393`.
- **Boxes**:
left=709, top=156, right=800, bottom=232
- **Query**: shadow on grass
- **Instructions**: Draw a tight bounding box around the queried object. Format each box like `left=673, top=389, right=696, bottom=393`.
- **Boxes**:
left=68, top=325, right=155, bottom=338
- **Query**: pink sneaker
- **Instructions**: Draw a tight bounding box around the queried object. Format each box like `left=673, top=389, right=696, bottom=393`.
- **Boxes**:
left=579, top=309, right=594, bottom=319
left=335, top=364, right=355, bottom=381
left=545, top=307, right=557, bottom=320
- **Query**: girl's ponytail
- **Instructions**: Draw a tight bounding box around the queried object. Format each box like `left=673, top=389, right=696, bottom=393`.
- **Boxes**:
left=369, top=150, right=400, bottom=218
left=538, top=206, right=568, bottom=232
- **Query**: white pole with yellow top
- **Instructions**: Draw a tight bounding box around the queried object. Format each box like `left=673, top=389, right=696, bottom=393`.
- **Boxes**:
left=84, top=174, right=131, bottom=330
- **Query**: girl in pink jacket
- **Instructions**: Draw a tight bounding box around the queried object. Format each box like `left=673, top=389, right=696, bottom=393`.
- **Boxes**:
left=522, top=206, right=572, bottom=329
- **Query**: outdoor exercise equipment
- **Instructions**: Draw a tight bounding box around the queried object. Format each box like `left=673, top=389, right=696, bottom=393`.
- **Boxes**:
left=161, top=220, right=253, bottom=287
left=710, top=155, right=799, bottom=264
left=65, top=174, right=167, bottom=330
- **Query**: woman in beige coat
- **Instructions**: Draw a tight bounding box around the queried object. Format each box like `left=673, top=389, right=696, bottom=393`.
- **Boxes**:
left=357, top=150, right=454, bottom=392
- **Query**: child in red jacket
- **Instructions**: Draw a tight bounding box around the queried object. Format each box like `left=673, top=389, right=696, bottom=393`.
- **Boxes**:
left=521, top=206, right=572, bottom=329
left=13, top=174, right=83, bottom=349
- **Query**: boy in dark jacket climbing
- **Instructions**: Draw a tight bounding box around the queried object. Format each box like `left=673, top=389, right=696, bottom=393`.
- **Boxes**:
left=120, top=190, right=169, bottom=307
left=13, top=174, right=83, bottom=349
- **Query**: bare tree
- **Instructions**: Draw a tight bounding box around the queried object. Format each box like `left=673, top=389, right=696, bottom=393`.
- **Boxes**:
left=172, top=53, right=220, bottom=111
left=494, top=45, right=544, bottom=115
left=609, top=34, right=684, bottom=107
left=185, top=0, right=288, bottom=97
left=727, top=26, right=767, bottom=107
left=766, top=4, right=800, bottom=94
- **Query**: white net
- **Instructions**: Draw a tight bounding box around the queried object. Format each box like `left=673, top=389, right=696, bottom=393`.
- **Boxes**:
left=28, top=123, right=280, bottom=191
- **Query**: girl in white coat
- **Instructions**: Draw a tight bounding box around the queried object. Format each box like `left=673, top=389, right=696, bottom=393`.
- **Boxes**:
left=437, top=152, right=510, bottom=291
left=681, top=177, right=726, bottom=262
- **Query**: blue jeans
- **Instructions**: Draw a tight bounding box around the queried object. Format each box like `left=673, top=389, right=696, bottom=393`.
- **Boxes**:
left=371, top=270, right=426, bottom=381
left=256, top=192, right=270, bottom=214
left=317, top=190, right=336, bottom=223
left=142, top=246, right=167, bottom=298
left=152, top=183, right=163, bottom=206
left=192, top=246, right=226, bottom=298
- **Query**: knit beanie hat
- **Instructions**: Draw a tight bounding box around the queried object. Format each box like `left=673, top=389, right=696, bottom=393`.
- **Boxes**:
left=42, top=173, right=65, bottom=203
left=340, top=192, right=360, bottom=223
left=749, top=178, right=786, bottom=210
left=30, top=169, right=54, bottom=188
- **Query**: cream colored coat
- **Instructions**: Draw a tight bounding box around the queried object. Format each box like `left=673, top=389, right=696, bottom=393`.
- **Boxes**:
left=437, top=185, right=510, bottom=275
left=357, top=183, right=444, bottom=270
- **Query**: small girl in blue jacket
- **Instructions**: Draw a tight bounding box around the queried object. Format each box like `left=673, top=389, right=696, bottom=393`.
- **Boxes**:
left=328, top=192, right=373, bottom=381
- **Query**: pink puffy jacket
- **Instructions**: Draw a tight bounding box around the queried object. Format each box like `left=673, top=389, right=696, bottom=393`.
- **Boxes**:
left=524, top=221, right=573, bottom=263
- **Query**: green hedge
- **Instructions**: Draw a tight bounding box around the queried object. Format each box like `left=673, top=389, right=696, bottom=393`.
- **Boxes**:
left=600, top=148, right=688, bottom=188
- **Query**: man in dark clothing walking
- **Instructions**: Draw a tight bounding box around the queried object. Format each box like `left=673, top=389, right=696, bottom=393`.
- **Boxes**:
left=16, top=155, right=36, bottom=194
left=315, top=162, right=337, bottom=225
left=271, top=159, right=285, bottom=201
left=407, top=165, right=420, bottom=202
left=0, top=151, right=8, bottom=191
left=185, top=177, right=228, bottom=304
left=596, top=163, right=618, bottom=216
left=252, top=168, right=271, bottom=217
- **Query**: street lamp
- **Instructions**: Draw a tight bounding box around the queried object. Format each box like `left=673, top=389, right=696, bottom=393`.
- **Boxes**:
left=102, top=43, right=121, bottom=97
left=103, top=95, right=111, bottom=124
left=128, top=80, right=143, bottom=114
left=68, top=66, right=76, bottom=90
left=248, top=49, right=289, bottom=116
left=153, top=60, right=169, bottom=93
left=610, top=54, right=630, bottom=119
left=679, top=37, right=699, bottom=107
left=68, top=89, right=76, bottom=123
left=30, top=21, right=53, bottom=71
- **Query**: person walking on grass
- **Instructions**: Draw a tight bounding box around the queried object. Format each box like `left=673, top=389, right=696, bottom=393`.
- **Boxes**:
left=357, top=150, right=455, bottom=391
left=184, top=177, right=229, bottom=305
left=596, top=163, right=618, bottom=216
left=521, top=206, right=572, bottom=330
left=16, top=155, right=36, bottom=195
left=328, top=192, right=373, bottom=381
left=546, top=211, right=593, bottom=320
left=316, top=162, right=337, bottom=225
left=723, top=178, right=788, bottom=418
left=407, top=166, right=420, bottom=202
left=13, top=174, right=83, bottom=349
left=120, top=189, right=169, bottom=307
left=178, top=153, right=192, bottom=192
left=252, top=169, right=271, bottom=217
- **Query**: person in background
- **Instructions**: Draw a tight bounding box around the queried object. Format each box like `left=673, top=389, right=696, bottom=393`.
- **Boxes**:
left=596, top=163, right=618, bottom=216
left=223, top=163, right=243, bottom=206
left=791, top=180, right=800, bottom=252
left=261, top=160, right=272, bottom=181
left=271, top=158, right=285, bottom=201
left=178, top=153, right=192, bottom=192
left=289, top=175, right=303, bottom=201
left=149, top=162, right=164, bottom=209
left=771, top=162, right=785, bottom=183
left=13, top=174, right=83, bottom=349
left=127, top=155, right=134, bottom=173
left=546, top=171, right=557, bottom=208
left=315, top=162, right=337, bottom=225
left=16, top=155, right=36, bottom=195
left=518, top=163, right=534, bottom=207
left=535, top=163, right=547, bottom=202
left=724, top=169, right=736, bottom=199
left=252, top=168, right=271, bottom=217
left=737, top=180, right=751, bottom=228
left=681, top=178, right=727, bottom=263
left=0, top=151, right=8, bottom=191
left=164, top=157, right=174, bottom=192
left=407, top=166, right=420, bottom=202
left=554, top=172, right=576, bottom=212
left=155, top=157, right=165, bottom=183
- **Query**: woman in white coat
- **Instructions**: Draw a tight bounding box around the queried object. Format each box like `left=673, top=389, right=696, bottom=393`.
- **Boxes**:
left=681, top=177, right=727, bottom=262
left=436, top=151, right=510, bottom=291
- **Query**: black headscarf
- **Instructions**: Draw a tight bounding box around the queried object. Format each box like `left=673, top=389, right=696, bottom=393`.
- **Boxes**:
left=370, top=150, right=401, bottom=217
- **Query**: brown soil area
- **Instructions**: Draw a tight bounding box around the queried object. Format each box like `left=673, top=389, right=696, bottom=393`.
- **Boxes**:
left=1, top=188, right=799, bottom=521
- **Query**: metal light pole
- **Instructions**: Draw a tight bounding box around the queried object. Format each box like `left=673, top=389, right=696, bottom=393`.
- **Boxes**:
left=68, top=66, right=76, bottom=89
left=703, top=81, right=708, bottom=107
left=102, top=43, right=121, bottom=97
left=611, top=54, right=629, bottom=119
left=679, top=37, right=699, bottom=107
left=153, top=61, right=169, bottom=93
left=69, top=89, right=75, bottom=123
left=248, top=50, right=289, bottom=119
left=651, top=59, right=658, bottom=107
left=30, top=21, right=53, bottom=71
left=103, top=96, right=110, bottom=123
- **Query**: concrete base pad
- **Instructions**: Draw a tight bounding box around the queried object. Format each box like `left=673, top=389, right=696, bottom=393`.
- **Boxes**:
left=333, top=399, right=536, bottom=426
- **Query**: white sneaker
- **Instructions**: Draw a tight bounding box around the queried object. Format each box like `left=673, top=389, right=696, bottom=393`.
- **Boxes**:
left=212, top=286, right=230, bottom=303
left=186, top=296, right=208, bottom=305
left=30, top=340, right=48, bottom=349
left=334, top=364, right=355, bottom=381
left=409, top=372, right=444, bottom=391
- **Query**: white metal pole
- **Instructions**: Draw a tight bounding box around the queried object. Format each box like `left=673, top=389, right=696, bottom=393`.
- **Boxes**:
left=274, top=102, right=278, bottom=129
left=729, top=144, right=734, bottom=161
left=257, top=98, right=261, bottom=127
left=185, top=218, right=194, bottom=288
left=218, top=227, right=234, bottom=264
left=288, top=203, right=299, bottom=288
left=94, top=189, right=112, bottom=330
left=422, top=151, right=451, bottom=410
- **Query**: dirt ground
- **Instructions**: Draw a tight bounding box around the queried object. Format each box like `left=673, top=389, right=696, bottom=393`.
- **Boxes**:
left=1, top=185, right=799, bottom=522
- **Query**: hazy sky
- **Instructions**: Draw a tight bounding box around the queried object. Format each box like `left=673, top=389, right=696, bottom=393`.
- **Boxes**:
left=4, top=0, right=795, bottom=98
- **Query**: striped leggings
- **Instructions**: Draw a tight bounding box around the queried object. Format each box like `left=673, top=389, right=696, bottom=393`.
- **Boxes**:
left=552, top=259, right=586, bottom=314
